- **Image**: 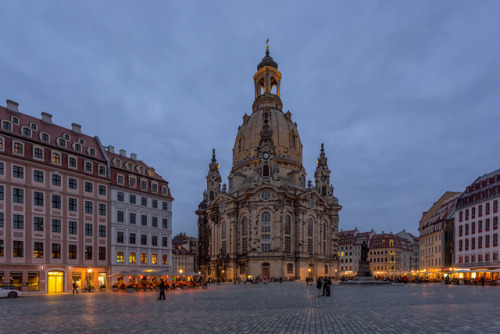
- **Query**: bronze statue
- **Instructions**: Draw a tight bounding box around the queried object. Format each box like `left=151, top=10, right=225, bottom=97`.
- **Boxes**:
left=361, top=241, right=369, bottom=262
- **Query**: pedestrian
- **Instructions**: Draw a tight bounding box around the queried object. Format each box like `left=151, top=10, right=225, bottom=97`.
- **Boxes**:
left=238, top=277, right=241, bottom=284
left=316, top=277, right=322, bottom=296
left=279, top=276, right=283, bottom=284
left=158, top=279, right=165, bottom=300
left=72, top=281, right=78, bottom=294
left=326, top=277, right=332, bottom=297
left=481, top=274, right=485, bottom=287
left=322, top=278, right=327, bottom=296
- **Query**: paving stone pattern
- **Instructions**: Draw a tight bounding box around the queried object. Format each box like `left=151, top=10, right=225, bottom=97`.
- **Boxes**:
left=1, top=282, right=499, bottom=333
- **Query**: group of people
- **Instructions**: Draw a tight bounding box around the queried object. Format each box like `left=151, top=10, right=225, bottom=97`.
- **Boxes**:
left=316, top=277, right=332, bottom=297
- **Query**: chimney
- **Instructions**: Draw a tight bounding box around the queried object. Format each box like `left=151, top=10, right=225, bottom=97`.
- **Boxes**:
left=130, top=153, right=137, bottom=160
left=71, top=123, right=82, bottom=133
left=108, top=145, right=115, bottom=154
left=119, top=149, right=126, bottom=157
left=41, top=112, right=53, bottom=124
left=6, top=99, right=19, bottom=112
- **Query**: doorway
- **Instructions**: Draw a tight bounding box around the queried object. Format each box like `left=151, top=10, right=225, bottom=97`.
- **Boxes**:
left=47, top=271, right=64, bottom=293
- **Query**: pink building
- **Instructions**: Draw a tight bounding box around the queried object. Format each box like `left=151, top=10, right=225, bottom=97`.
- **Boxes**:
left=0, top=100, right=109, bottom=293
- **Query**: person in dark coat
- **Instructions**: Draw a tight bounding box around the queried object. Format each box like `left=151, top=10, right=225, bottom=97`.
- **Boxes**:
left=316, top=277, right=322, bottom=296
left=158, top=279, right=166, bottom=300
left=326, top=277, right=332, bottom=297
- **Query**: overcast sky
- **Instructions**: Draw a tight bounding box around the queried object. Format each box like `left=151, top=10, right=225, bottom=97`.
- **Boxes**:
left=1, top=1, right=499, bottom=237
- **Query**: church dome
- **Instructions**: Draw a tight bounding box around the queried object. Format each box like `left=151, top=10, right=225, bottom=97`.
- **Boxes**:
left=232, top=107, right=302, bottom=168
left=257, top=49, right=278, bottom=70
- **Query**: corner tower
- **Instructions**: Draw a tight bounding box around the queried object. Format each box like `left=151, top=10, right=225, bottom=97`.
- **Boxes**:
left=206, top=149, right=221, bottom=202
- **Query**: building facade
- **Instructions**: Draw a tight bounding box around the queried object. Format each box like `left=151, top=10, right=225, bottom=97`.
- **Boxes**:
left=338, top=229, right=375, bottom=277
left=368, top=232, right=413, bottom=275
left=419, top=191, right=461, bottom=278
left=107, top=148, right=173, bottom=284
left=197, top=48, right=341, bottom=281
left=0, top=99, right=173, bottom=293
left=455, top=170, right=500, bottom=270
left=0, top=101, right=109, bottom=292
left=171, top=242, right=194, bottom=274
left=396, top=229, right=419, bottom=272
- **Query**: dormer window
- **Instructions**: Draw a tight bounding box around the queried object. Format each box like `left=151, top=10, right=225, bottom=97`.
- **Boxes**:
left=2, top=121, right=12, bottom=131
left=126, top=162, right=133, bottom=170
left=22, top=127, right=31, bottom=137
left=74, top=143, right=82, bottom=152
left=58, top=138, right=66, bottom=147
left=63, top=133, right=70, bottom=140
left=30, top=122, right=38, bottom=130
left=89, top=148, right=96, bottom=156
left=114, top=159, right=121, bottom=168
left=40, top=132, right=50, bottom=142
left=138, top=166, right=144, bottom=174
left=149, top=169, right=155, bottom=177
left=78, top=138, right=85, bottom=145
left=11, top=117, right=19, bottom=125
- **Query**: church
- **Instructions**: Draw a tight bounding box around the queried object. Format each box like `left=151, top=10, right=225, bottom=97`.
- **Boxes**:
left=196, top=46, right=342, bottom=281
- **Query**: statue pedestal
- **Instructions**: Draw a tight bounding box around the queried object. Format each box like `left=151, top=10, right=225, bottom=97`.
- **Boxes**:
left=340, top=261, right=391, bottom=285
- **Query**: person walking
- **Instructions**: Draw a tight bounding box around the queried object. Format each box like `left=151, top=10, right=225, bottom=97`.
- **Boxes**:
left=158, top=279, right=166, bottom=300
left=72, top=281, right=78, bottom=294
left=316, top=277, right=322, bottom=296
left=326, top=277, right=332, bottom=297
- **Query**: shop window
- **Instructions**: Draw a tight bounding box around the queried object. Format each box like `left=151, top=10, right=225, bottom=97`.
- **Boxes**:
left=28, top=272, right=39, bottom=291
left=10, top=272, right=23, bottom=289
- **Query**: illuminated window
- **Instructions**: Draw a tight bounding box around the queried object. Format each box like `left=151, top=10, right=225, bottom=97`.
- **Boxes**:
left=13, top=142, right=24, bottom=155
left=162, top=254, right=168, bottom=264
left=52, top=243, right=61, bottom=259
left=129, top=252, right=136, bottom=263
left=117, top=251, right=124, bottom=263
left=34, top=242, right=44, bottom=258
left=52, top=152, right=61, bottom=164
left=152, top=254, right=157, bottom=264
left=0, top=137, right=3, bottom=151
left=141, top=253, right=147, bottom=264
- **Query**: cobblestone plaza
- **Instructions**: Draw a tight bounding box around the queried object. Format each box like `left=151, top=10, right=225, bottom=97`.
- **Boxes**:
left=1, top=282, right=499, bottom=333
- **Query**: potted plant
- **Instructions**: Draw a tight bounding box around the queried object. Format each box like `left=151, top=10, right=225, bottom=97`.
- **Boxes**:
left=100, top=284, right=107, bottom=292
left=111, top=283, right=119, bottom=292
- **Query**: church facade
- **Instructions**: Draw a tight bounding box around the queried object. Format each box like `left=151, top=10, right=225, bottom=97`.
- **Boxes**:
left=196, top=48, right=341, bottom=281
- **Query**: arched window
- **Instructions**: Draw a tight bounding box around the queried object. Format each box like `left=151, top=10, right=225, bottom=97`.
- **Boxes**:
left=285, top=215, right=291, bottom=235
left=261, top=212, right=271, bottom=232
left=307, top=218, right=313, bottom=237
left=241, top=217, right=248, bottom=236
left=263, top=165, right=270, bottom=177
left=222, top=221, right=226, bottom=239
